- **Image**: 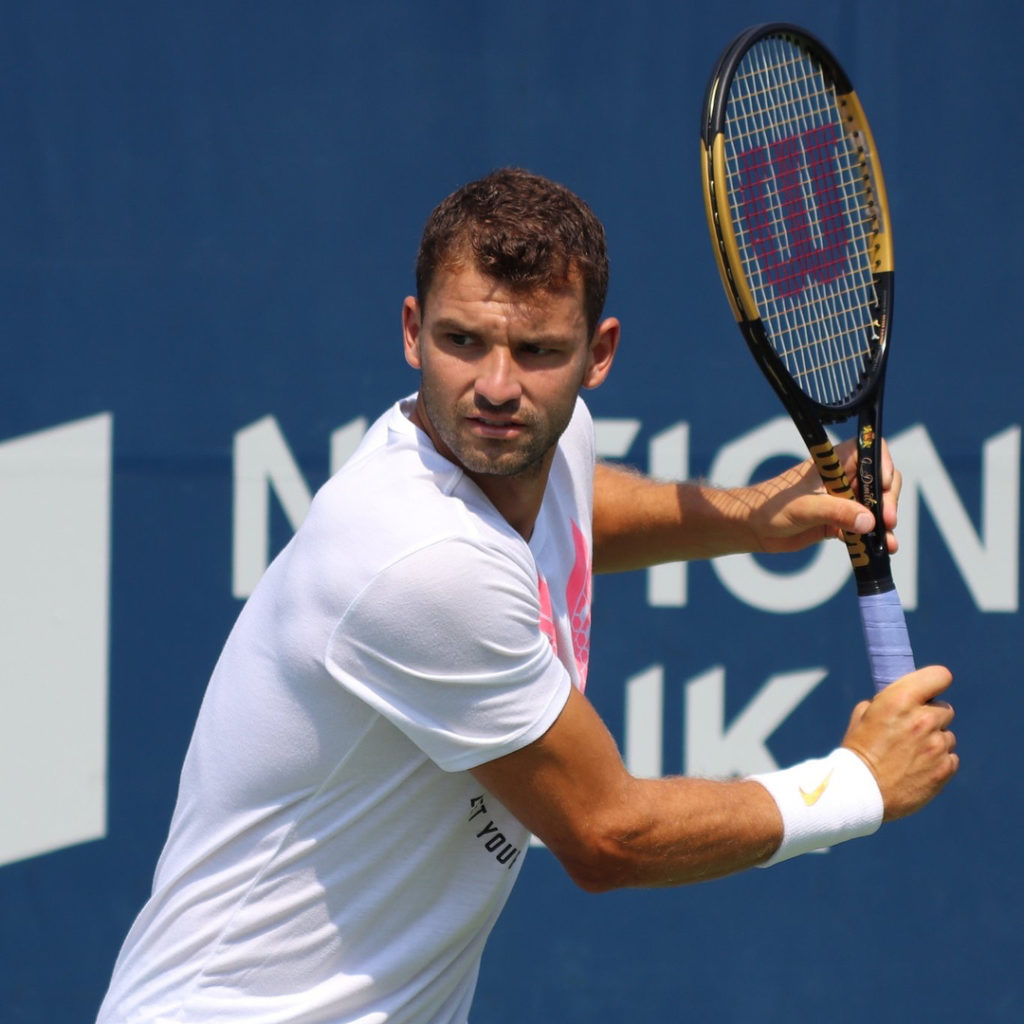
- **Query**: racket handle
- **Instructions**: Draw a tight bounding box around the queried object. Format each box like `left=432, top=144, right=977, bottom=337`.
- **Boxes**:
left=858, top=588, right=915, bottom=693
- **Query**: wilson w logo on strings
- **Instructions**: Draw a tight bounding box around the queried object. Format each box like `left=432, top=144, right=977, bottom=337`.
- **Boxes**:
left=735, top=123, right=850, bottom=299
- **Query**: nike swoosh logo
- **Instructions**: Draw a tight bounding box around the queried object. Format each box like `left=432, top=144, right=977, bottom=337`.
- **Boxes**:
left=799, top=770, right=833, bottom=807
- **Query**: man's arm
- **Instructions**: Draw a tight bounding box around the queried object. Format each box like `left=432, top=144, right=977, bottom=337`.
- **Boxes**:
left=592, top=442, right=901, bottom=573
left=471, top=667, right=956, bottom=892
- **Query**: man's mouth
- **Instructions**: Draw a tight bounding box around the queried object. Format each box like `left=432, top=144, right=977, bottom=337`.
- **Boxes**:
left=468, top=415, right=523, bottom=438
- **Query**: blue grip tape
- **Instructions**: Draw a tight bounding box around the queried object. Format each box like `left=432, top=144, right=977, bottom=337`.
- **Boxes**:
left=859, top=588, right=915, bottom=693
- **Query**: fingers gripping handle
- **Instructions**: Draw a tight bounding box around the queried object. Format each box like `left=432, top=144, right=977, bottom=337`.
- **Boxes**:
left=859, top=588, right=915, bottom=692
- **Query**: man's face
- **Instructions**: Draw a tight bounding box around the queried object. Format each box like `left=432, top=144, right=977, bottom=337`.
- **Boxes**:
left=403, top=262, right=615, bottom=484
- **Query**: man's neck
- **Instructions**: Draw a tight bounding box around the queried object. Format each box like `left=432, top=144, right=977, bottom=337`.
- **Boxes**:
left=464, top=457, right=554, bottom=541
left=404, top=399, right=552, bottom=540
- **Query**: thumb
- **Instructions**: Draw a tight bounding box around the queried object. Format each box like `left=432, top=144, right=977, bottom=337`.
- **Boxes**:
left=824, top=495, right=875, bottom=535
left=882, top=664, right=954, bottom=705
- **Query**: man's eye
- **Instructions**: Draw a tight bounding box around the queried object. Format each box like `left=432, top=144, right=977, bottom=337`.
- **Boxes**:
left=447, top=333, right=473, bottom=347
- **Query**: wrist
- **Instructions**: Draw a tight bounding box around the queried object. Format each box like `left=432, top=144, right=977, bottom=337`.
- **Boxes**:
left=675, top=481, right=762, bottom=559
left=750, top=747, right=884, bottom=866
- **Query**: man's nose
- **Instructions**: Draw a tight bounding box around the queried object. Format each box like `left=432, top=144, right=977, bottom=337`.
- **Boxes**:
left=475, top=347, right=521, bottom=408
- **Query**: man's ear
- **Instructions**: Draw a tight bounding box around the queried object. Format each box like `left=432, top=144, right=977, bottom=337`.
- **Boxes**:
left=402, top=296, right=423, bottom=370
left=582, top=317, right=620, bottom=390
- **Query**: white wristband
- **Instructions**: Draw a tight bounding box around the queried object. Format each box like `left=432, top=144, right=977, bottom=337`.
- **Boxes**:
left=750, top=748, right=884, bottom=867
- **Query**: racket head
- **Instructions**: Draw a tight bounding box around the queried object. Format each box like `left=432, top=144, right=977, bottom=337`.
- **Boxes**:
left=700, top=23, right=894, bottom=428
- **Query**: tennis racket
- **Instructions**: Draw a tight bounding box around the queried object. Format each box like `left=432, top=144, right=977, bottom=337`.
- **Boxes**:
left=699, top=22, right=912, bottom=693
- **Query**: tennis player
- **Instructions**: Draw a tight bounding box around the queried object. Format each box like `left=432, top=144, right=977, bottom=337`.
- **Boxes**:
left=96, top=168, right=957, bottom=1024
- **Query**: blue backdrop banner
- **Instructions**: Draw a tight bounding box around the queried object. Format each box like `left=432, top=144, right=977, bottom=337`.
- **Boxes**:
left=2, top=2, right=1020, bottom=1021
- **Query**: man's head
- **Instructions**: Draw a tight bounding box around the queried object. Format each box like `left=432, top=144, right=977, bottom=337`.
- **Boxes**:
left=415, top=168, right=609, bottom=339
left=403, top=169, right=619, bottom=531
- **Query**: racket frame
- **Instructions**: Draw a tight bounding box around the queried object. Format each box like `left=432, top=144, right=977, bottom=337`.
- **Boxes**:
left=700, top=22, right=897, bottom=597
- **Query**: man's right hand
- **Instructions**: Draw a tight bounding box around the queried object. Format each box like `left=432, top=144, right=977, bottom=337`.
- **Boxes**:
left=841, top=666, right=959, bottom=822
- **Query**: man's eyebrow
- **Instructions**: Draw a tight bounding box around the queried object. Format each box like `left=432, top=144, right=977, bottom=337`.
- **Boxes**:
left=432, top=316, right=475, bottom=334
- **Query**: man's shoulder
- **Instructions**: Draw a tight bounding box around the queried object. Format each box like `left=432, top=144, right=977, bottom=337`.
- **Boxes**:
left=314, top=442, right=512, bottom=549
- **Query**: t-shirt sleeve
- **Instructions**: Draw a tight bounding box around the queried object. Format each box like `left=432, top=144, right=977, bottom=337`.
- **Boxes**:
left=323, top=536, right=571, bottom=772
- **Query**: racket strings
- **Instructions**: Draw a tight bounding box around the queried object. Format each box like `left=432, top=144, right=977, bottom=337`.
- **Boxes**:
left=721, top=35, right=881, bottom=407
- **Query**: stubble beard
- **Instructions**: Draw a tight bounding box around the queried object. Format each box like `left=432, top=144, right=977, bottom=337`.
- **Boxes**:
left=418, top=384, right=574, bottom=482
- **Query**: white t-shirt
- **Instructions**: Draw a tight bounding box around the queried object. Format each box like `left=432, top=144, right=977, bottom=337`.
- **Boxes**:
left=97, top=395, right=596, bottom=1024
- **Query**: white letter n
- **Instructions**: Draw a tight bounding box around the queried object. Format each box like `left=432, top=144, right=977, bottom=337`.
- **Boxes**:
left=232, top=416, right=313, bottom=598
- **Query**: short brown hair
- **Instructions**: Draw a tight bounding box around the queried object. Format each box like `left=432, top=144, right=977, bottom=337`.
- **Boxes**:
left=415, top=168, right=609, bottom=336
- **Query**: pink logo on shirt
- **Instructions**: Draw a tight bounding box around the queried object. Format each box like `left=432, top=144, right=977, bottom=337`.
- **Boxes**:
left=536, top=520, right=591, bottom=693
left=567, top=521, right=591, bottom=691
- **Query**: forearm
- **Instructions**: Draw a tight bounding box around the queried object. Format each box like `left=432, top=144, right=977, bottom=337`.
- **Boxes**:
left=473, top=688, right=784, bottom=891
left=592, top=455, right=872, bottom=572
left=592, top=461, right=768, bottom=572
left=558, top=774, right=782, bottom=892
left=552, top=754, right=886, bottom=891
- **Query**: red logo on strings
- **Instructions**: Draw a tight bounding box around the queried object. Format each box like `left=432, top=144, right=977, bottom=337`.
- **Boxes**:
left=737, top=122, right=849, bottom=298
